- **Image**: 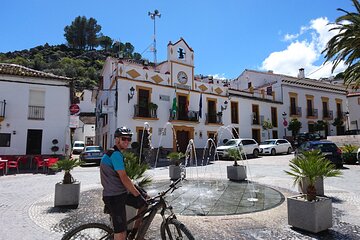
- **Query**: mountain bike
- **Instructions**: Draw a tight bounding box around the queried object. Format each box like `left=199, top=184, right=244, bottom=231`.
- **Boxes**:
left=61, top=178, right=194, bottom=240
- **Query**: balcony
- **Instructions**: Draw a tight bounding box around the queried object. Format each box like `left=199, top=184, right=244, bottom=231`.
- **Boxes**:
left=251, top=114, right=264, bottom=125
left=322, top=110, right=333, bottom=120
left=205, top=112, right=223, bottom=124
left=306, top=108, right=318, bottom=118
left=289, top=106, right=302, bottom=117
left=28, top=105, right=45, bottom=120
left=0, top=100, right=6, bottom=122
left=133, top=104, right=158, bottom=119
left=169, top=109, right=199, bottom=122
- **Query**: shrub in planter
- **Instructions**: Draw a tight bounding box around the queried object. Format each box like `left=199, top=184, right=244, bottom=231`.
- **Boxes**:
left=340, top=144, right=358, bottom=164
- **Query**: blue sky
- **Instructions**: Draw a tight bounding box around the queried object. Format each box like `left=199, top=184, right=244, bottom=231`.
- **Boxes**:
left=1, top=0, right=355, bottom=79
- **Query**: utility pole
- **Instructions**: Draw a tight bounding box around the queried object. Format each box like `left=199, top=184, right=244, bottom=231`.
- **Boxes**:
left=148, top=9, right=161, bottom=70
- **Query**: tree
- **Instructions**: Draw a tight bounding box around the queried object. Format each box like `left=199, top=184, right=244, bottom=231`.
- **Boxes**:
left=262, top=119, right=273, bottom=139
left=64, top=16, right=101, bottom=50
left=314, top=120, right=326, bottom=134
left=288, top=119, right=302, bottom=137
left=98, top=35, right=113, bottom=51
left=322, top=0, right=360, bottom=87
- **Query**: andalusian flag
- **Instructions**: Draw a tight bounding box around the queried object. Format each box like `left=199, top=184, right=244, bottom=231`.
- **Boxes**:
left=172, top=90, right=177, bottom=114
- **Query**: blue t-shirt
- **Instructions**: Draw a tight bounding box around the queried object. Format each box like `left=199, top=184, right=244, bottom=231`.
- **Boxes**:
left=100, top=146, right=127, bottom=196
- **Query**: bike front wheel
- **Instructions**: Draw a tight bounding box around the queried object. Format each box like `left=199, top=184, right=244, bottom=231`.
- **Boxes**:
left=62, top=223, right=113, bottom=240
left=160, top=218, right=194, bottom=240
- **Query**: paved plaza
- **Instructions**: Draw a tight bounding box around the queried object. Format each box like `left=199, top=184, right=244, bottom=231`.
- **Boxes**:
left=1, top=154, right=360, bottom=239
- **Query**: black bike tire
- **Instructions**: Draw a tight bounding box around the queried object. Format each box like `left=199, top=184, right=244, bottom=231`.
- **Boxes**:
left=62, top=223, right=113, bottom=240
left=160, top=218, right=194, bottom=240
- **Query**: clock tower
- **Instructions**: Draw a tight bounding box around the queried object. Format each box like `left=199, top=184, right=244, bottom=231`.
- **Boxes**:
left=167, top=38, right=194, bottom=90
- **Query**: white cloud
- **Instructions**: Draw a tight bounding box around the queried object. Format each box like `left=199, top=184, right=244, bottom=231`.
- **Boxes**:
left=210, top=73, right=227, bottom=80
left=261, top=17, right=347, bottom=79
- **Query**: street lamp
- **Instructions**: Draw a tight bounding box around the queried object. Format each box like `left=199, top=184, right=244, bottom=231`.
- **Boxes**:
left=345, top=111, right=350, bottom=132
left=282, top=112, right=288, bottom=138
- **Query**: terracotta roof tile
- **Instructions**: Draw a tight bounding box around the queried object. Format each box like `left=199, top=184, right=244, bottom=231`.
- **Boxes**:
left=0, top=63, right=71, bottom=81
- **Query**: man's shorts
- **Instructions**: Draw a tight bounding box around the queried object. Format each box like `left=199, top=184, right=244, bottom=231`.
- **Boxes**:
left=102, top=193, right=144, bottom=233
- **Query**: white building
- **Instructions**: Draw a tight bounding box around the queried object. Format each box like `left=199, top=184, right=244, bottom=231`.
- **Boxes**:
left=96, top=39, right=351, bottom=154
left=72, top=90, right=96, bottom=145
left=0, top=63, right=72, bottom=156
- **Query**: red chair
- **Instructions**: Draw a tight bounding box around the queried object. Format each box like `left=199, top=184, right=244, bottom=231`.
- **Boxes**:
left=0, top=162, right=5, bottom=175
left=7, top=157, right=19, bottom=174
left=46, top=158, right=59, bottom=174
left=34, top=156, right=46, bottom=173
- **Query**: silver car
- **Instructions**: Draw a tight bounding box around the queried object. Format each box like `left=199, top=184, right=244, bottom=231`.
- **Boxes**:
left=259, top=139, right=292, bottom=155
left=216, top=138, right=259, bottom=159
left=79, top=146, right=104, bottom=165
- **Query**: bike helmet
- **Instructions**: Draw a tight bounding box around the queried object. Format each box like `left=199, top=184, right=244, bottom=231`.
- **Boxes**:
left=114, top=126, right=133, bottom=138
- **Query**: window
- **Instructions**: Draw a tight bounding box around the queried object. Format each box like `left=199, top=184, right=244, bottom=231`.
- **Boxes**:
left=137, top=129, right=150, bottom=148
left=266, top=86, right=272, bottom=95
left=28, top=90, right=45, bottom=120
left=252, top=105, right=259, bottom=125
left=230, top=102, right=239, bottom=124
left=0, top=133, right=11, bottom=147
left=272, top=130, right=278, bottom=139
left=271, top=107, right=278, bottom=127
left=290, top=97, right=297, bottom=115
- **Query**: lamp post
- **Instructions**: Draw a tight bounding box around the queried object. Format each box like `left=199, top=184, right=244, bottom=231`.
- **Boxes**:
left=345, top=111, right=350, bottom=132
left=282, top=112, right=287, bottom=138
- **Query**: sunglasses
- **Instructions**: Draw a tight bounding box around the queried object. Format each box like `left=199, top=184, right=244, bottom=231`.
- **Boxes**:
left=120, top=137, right=132, bottom=142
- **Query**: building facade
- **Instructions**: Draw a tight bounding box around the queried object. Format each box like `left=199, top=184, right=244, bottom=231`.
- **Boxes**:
left=0, top=63, right=72, bottom=156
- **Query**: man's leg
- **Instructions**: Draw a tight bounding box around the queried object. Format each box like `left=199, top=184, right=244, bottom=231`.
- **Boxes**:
left=103, top=195, right=128, bottom=240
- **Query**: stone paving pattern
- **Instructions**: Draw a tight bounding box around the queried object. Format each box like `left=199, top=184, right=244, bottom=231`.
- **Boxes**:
left=1, top=154, right=360, bottom=239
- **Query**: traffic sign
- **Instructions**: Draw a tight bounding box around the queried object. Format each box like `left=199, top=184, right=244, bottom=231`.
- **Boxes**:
left=69, top=104, right=80, bottom=115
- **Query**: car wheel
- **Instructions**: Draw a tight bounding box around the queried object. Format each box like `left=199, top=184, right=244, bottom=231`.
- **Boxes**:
left=287, top=147, right=292, bottom=154
left=253, top=149, right=259, bottom=158
left=271, top=149, right=276, bottom=156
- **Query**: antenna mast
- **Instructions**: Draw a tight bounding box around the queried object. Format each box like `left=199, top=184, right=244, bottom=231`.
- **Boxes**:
left=148, top=9, right=161, bottom=70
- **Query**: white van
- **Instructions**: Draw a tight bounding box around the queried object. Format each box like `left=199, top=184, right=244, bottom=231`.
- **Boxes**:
left=72, top=141, right=85, bottom=154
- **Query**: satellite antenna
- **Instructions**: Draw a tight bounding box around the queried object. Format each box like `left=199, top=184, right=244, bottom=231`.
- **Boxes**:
left=148, top=9, right=161, bottom=70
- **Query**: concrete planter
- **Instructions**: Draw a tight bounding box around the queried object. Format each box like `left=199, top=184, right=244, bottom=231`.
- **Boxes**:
left=298, top=177, right=324, bottom=196
left=287, top=194, right=332, bottom=233
left=54, top=182, right=80, bottom=208
left=227, top=165, right=247, bottom=181
left=169, top=165, right=184, bottom=180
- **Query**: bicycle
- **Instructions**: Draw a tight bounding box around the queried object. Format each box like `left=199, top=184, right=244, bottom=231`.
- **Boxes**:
left=61, top=178, right=194, bottom=240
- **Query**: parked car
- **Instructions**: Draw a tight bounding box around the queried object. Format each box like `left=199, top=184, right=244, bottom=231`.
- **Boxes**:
left=295, top=140, right=343, bottom=168
left=294, top=132, right=321, bottom=147
left=259, top=139, right=292, bottom=155
left=79, top=145, right=104, bottom=165
left=216, top=138, right=259, bottom=159
left=72, top=141, right=85, bottom=154
left=357, top=147, right=360, bottom=162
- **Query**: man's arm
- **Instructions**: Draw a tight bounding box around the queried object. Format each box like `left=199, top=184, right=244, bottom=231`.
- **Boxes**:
left=117, top=170, right=140, bottom=196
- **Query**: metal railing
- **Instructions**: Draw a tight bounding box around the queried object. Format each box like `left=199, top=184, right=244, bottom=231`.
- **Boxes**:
left=28, top=105, right=45, bottom=120
left=169, top=109, right=199, bottom=122
left=133, top=104, right=157, bottom=118
left=205, top=112, right=223, bottom=124
left=289, top=106, right=302, bottom=117
left=323, top=110, right=333, bottom=120
left=307, top=108, right=318, bottom=118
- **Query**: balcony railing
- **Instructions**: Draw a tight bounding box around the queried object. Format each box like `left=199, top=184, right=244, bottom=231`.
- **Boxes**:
left=289, top=106, right=302, bottom=117
left=251, top=114, right=264, bottom=125
left=205, top=112, right=223, bottom=124
left=307, top=108, right=318, bottom=118
left=0, top=100, right=6, bottom=119
left=28, top=105, right=45, bottom=120
left=323, top=110, right=333, bottom=120
left=169, top=109, right=199, bottom=122
left=133, top=104, right=157, bottom=119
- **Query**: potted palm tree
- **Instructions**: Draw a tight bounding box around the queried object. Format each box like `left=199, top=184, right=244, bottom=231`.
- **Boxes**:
left=227, top=147, right=247, bottom=181
left=340, top=144, right=358, bottom=164
left=167, top=152, right=185, bottom=180
left=51, top=158, right=83, bottom=208
left=284, top=150, right=342, bottom=233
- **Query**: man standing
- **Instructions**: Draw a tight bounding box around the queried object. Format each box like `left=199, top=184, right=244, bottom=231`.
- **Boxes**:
left=100, top=127, right=147, bottom=240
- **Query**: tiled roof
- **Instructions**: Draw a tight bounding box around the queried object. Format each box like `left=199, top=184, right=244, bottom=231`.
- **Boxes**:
left=0, top=63, right=71, bottom=81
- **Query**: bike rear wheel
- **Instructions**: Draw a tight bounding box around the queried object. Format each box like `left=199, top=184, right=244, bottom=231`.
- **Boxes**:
left=160, top=218, right=194, bottom=240
left=62, top=223, right=113, bottom=240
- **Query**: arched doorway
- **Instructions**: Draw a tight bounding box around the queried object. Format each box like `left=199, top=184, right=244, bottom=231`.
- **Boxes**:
left=173, top=126, right=194, bottom=153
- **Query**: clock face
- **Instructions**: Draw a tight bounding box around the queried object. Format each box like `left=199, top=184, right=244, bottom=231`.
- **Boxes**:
left=177, top=71, right=188, bottom=84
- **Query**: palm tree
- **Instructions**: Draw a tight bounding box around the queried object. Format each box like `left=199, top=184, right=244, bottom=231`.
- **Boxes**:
left=322, top=0, right=360, bottom=87
left=284, top=150, right=342, bottom=201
